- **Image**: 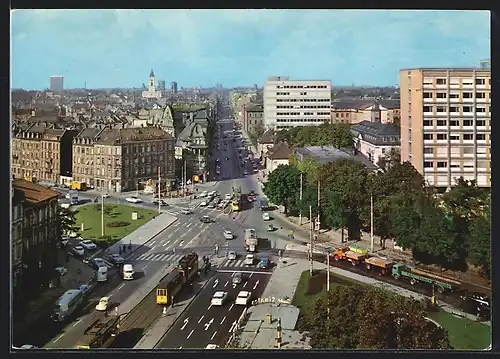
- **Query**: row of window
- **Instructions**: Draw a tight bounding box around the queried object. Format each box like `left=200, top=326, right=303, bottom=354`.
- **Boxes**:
left=423, top=119, right=489, bottom=127
left=276, top=112, right=331, bottom=116
left=423, top=146, right=489, bottom=155
left=423, top=92, right=489, bottom=99
left=423, top=160, right=489, bottom=169
left=430, top=78, right=490, bottom=86
left=276, top=85, right=329, bottom=89
left=423, top=105, right=490, bottom=113
left=276, top=118, right=325, bottom=123
left=277, top=105, right=330, bottom=109
left=423, top=133, right=488, bottom=140
left=276, top=98, right=330, bottom=102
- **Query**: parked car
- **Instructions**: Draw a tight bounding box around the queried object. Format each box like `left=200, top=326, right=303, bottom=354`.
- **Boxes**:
left=224, top=230, right=233, bottom=240
left=54, top=266, right=68, bottom=276
left=228, top=251, right=237, bottom=260
left=200, top=201, right=208, bottom=207
left=200, top=191, right=208, bottom=198
left=80, top=239, right=97, bottom=250
left=109, top=253, right=124, bottom=265
left=95, top=297, right=109, bottom=311
left=125, top=196, right=142, bottom=203
left=60, top=237, right=70, bottom=247
left=211, top=291, right=228, bottom=306
left=262, top=212, right=271, bottom=221
left=78, top=284, right=91, bottom=296
left=91, top=258, right=107, bottom=270
left=207, top=202, right=216, bottom=209
left=243, top=170, right=248, bottom=175
left=225, top=193, right=232, bottom=200
left=73, top=246, right=85, bottom=257
left=102, top=193, right=110, bottom=198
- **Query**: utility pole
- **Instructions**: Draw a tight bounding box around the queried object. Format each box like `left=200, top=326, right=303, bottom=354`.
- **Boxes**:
left=184, top=160, right=187, bottom=198
left=309, top=205, right=313, bottom=276
left=158, top=166, right=161, bottom=214
left=299, top=173, right=303, bottom=225
left=101, top=193, right=104, bottom=236
left=326, top=249, right=330, bottom=291
left=370, top=191, right=374, bottom=253
left=317, top=180, right=321, bottom=231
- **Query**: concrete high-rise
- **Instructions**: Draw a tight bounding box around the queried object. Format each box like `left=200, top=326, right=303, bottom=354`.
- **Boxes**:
left=263, top=76, right=332, bottom=130
left=399, top=67, right=491, bottom=188
left=171, top=81, right=178, bottom=93
left=49, top=76, right=64, bottom=92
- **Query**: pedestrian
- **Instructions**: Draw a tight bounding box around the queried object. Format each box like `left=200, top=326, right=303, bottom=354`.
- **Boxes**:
left=173, top=247, right=176, bottom=254
left=123, top=244, right=127, bottom=253
left=119, top=246, right=122, bottom=254
left=128, top=241, right=132, bottom=251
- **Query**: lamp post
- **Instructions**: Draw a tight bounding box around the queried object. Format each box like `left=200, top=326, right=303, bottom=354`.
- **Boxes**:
left=101, top=193, right=105, bottom=237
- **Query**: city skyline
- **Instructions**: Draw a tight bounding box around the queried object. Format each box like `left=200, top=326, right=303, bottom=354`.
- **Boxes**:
left=11, top=9, right=490, bottom=90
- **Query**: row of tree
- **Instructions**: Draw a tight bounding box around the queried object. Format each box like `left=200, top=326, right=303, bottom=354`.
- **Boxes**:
left=274, top=122, right=354, bottom=149
left=262, top=127, right=490, bottom=276
left=299, top=284, right=449, bottom=349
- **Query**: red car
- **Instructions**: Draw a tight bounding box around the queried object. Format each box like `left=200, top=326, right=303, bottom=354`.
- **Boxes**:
left=247, top=195, right=253, bottom=202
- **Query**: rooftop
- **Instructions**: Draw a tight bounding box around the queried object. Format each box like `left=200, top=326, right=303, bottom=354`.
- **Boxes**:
left=12, top=179, right=58, bottom=204
left=295, top=146, right=377, bottom=169
left=95, top=127, right=174, bottom=146
left=400, top=67, right=491, bottom=72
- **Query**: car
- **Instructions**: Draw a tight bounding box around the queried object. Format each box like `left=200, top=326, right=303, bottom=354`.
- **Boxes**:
left=262, top=212, right=271, bottom=221
left=181, top=208, right=193, bottom=215
left=95, top=297, right=109, bottom=311
left=225, top=193, right=232, bottom=200
left=228, top=251, right=237, bottom=260
left=152, top=199, right=168, bottom=206
left=244, top=254, right=255, bottom=266
left=200, top=216, right=212, bottom=223
left=211, top=291, right=228, bottom=306
left=92, top=258, right=107, bottom=270
left=80, top=239, right=97, bottom=250
left=232, top=272, right=243, bottom=284
left=267, top=224, right=276, bottom=232
left=54, top=266, right=68, bottom=276
left=225, top=157, right=229, bottom=160
left=109, top=253, right=124, bottom=265
left=235, top=291, right=252, bottom=305
left=207, top=202, right=216, bottom=209
left=258, top=257, right=270, bottom=269
left=102, top=193, right=110, bottom=198
left=73, top=245, right=85, bottom=256
left=243, top=170, right=248, bottom=175
left=218, top=201, right=226, bottom=208
left=79, top=284, right=91, bottom=295
left=205, top=344, right=219, bottom=349
left=200, top=191, right=208, bottom=198
left=60, top=237, right=70, bottom=247
left=126, top=196, right=142, bottom=203
left=200, top=201, right=208, bottom=207
left=249, top=190, right=256, bottom=196
left=208, top=190, right=217, bottom=197
left=16, top=345, right=38, bottom=349
left=224, top=230, right=233, bottom=240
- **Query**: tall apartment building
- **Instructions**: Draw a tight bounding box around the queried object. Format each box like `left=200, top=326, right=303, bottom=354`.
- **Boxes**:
left=400, top=68, right=491, bottom=188
left=263, top=76, right=332, bottom=130
left=171, top=81, right=178, bottom=93
left=49, top=76, right=64, bottom=92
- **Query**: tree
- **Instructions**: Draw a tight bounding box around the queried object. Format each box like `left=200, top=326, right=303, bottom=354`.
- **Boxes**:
left=467, top=200, right=491, bottom=277
left=58, top=206, right=78, bottom=236
left=376, top=148, right=401, bottom=172
left=288, top=155, right=320, bottom=183
left=290, top=182, right=318, bottom=218
left=262, top=164, right=301, bottom=214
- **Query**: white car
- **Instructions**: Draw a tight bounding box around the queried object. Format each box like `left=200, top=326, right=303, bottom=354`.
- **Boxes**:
left=54, top=266, right=68, bottom=276
left=218, top=201, right=226, bottom=208
left=125, top=196, right=142, bottom=203
left=243, top=170, right=248, bottom=175
left=205, top=344, right=219, bottom=349
left=80, top=239, right=97, bottom=250
left=235, top=291, right=252, bottom=305
left=228, top=251, right=237, bottom=260
left=262, top=212, right=270, bottom=221
left=95, top=297, right=109, bottom=311
left=200, top=191, right=208, bottom=198
left=110, top=253, right=124, bottom=265
left=200, top=201, right=208, bottom=207
left=92, top=258, right=107, bottom=270
left=244, top=254, right=255, bottom=266
left=225, top=193, right=232, bottom=200
left=211, top=291, right=228, bottom=306
left=181, top=208, right=193, bottom=215
left=79, top=284, right=91, bottom=295
left=223, top=230, right=233, bottom=240
left=208, top=190, right=217, bottom=197
left=102, top=193, right=110, bottom=198
left=73, top=245, right=85, bottom=256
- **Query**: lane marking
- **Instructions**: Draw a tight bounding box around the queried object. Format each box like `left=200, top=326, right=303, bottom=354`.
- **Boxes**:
left=179, top=240, right=185, bottom=247
left=149, top=240, right=156, bottom=246
left=229, top=303, right=234, bottom=311
left=174, top=227, right=180, bottom=232
left=220, top=317, right=226, bottom=325
left=186, top=222, right=192, bottom=228
left=210, top=331, right=217, bottom=340
left=142, top=265, right=148, bottom=270
left=243, top=281, right=248, bottom=288
left=180, top=318, right=189, bottom=330
left=151, top=246, right=156, bottom=251
left=162, top=242, right=169, bottom=247
left=224, top=281, right=229, bottom=287
left=187, top=329, right=194, bottom=339
left=72, top=319, right=82, bottom=327
left=249, top=273, right=253, bottom=277
left=117, top=283, right=125, bottom=290
left=253, top=280, right=260, bottom=290
left=208, top=304, right=213, bottom=310
left=53, top=334, right=64, bottom=343
left=198, top=315, right=205, bottom=324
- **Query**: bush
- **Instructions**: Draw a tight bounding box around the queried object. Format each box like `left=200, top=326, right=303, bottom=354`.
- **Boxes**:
left=107, top=221, right=130, bottom=228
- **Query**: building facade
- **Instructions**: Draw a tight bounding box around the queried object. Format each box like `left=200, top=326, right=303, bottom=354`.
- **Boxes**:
left=331, top=100, right=400, bottom=125
left=12, top=188, right=24, bottom=299
left=72, top=128, right=105, bottom=188
left=171, top=81, right=178, bottom=93
left=142, top=69, right=162, bottom=99
left=243, top=103, right=264, bottom=134
left=49, top=76, right=64, bottom=92
left=263, top=76, right=332, bottom=130
left=350, top=121, right=401, bottom=165
left=12, top=179, right=59, bottom=301
left=399, top=68, right=491, bottom=188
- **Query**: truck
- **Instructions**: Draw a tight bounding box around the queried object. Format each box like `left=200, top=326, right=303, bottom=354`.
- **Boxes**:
left=259, top=199, right=269, bottom=211
left=245, top=228, right=258, bottom=252
left=70, top=181, right=87, bottom=191
left=76, top=316, right=120, bottom=349
left=332, top=247, right=367, bottom=266
left=391, top=264, right=461, bottom=293
left=364, top=256, right=394, bottom=275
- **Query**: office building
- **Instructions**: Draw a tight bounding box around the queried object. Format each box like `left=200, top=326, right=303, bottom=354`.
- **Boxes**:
left=171, top=81, right=178, bottom=93
left=263, top=76, right=332, bottom=130
left=399, top=67, right=491, bottom=188
left=49, top=76, right=64, bottom=92
left=158, top=80, right=166, bottom=91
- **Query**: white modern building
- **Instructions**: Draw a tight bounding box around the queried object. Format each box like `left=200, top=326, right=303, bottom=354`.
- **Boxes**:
left=263, top=76, right=332, bottom=130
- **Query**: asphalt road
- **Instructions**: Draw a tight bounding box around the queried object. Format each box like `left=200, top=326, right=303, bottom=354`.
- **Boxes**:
left=156, top=271, right=271, bottom=349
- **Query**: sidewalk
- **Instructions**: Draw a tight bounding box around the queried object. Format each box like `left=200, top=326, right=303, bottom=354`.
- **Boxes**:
left=240, top=128, right=258, bottom=156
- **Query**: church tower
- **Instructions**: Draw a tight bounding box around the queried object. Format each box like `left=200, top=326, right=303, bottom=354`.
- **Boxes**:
left=149, top=69, right=155, bottom=92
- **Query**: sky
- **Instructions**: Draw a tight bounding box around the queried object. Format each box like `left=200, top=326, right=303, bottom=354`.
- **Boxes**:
left=11, top=10, right=490, bottom=90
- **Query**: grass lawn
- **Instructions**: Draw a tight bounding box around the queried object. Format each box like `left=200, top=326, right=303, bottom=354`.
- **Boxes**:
left=292, top=269, right=491, bottom=350
left=428, top=311, right=491, bottom=350
left=75, top=204, right=156, bottom=243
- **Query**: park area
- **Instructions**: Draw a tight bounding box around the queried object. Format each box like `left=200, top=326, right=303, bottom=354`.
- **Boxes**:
left=75, top=204, right=156, bottom=244
left=292, top=270, right=491, bottom=350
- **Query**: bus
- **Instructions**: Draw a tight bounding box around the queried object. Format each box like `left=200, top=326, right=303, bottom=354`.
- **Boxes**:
left=53, top=289, right=84, bottom=322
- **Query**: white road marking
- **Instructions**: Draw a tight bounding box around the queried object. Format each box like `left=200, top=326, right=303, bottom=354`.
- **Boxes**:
left=233, top=283, right=237, bottom=289
left=53, top=334, right=64, bottom=343
left=212, top=279, right=219, bottom=288
left=72, top=319, right=82, bottom=327
left=142, top=265, right=148, bottom=270
left=180, top=318, right=189, bottom=330
left=249, top=272, right=253, bottom=278
left=220, top=317, right=226, bottom=325
left=149, top=240, right=156, bottom=246
left=231, top=272, right=236, bottom=277
left=151, top=246, right=156, bottom=251
left=204, top=318, right=214, bottom=331
left=243, top=281, right=248, bottom=288
left=179, top=346, right=183, bottom=349
left=174, top=227, right=180, bottom=232
left=224, top=281, right=229, bottom=287
left=108, top=293, right=113, bottom=298
left=162, top=242, right=169, bottom=247
left=179, top=240, right=184, bottom=246
left=117, top=283, right=125, bottom=290
left=208, top=304, right=213, bottom=310
left=187, top=329, right=194, bottom=339
left=210, top=331, right=217, bottom=340
left=253, top=280, right=260, bottom=290
left=229, top=303, right=234, bottom=311
left=198, top=315, right=205, bottom=324
left=186, top=222, right=192, bottom=228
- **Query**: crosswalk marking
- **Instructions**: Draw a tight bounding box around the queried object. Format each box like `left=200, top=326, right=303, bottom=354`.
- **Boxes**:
left=218, top=259, right=263, bottom=269
left=132, top=252, right=184, bottom=263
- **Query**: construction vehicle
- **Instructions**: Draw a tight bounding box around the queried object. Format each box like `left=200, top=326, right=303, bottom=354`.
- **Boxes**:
left=392, top=264, right=461, bottom=293
left=245, top=228, right=258, bottom=252
left=70, top=181, right=87, bottom=191
left=177, top=252, right=199, bottom=283
left=332, top=247, right=368, bottom=266
left=364, top=257, right=394, bottom=275
left=76, top=316, right=120, bottom=349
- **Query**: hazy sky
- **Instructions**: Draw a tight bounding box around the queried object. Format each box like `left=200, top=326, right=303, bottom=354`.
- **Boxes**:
left=11, top=9, right=490, bottom=90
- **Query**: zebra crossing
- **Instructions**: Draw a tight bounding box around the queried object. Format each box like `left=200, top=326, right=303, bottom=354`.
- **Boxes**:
left=128, top=252, right=185, bottom=263
left=218, top=258, right=262, bottom=269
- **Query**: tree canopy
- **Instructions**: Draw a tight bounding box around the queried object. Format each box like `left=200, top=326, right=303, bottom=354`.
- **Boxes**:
left=262, top=164, right=301, bottom=214
left=58, top=207, right=78, bottom=236
left=274, top=123, right=354, bottom=149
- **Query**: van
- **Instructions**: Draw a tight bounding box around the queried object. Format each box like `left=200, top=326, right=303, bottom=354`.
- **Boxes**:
left=96, top=266, right=108, bottom=282
left=53, top=289, right=84, bottom=322
left=122, top=264, right=134, bottom=280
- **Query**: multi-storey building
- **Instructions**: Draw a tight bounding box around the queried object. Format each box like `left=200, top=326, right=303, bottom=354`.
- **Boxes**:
left=93, top=127, right=175, bottom=192
left=331, top=99, right=400, bottom=125
left=72, top=127, right=105, bottom=187
left=400, top=67, right=491, bottom=188
left=263, top=76, right=332, bottom=130
left=243, top=103, right=264, bottom=134
left=12, top=179, right=59, bottom=301
left=49, top=75, right=64, bottom=92
left=12, top=123, right=76, bottom=184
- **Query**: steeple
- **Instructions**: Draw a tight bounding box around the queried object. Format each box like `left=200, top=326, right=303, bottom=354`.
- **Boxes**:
left=150, top=69, right=155, bottom=78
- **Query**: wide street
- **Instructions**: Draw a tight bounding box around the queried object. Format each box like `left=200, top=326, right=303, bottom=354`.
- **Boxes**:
left=156, top=271, right=271, bottom=349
